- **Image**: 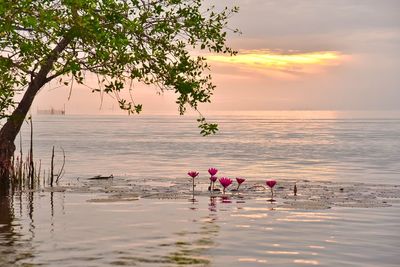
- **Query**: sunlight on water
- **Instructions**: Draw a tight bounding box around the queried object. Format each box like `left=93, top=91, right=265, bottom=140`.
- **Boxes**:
left=293, top=259, right=320, bottom=265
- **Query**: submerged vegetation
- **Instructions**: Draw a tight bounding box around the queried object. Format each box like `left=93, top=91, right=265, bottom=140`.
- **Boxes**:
left=7, top=118, right=65, bottom=193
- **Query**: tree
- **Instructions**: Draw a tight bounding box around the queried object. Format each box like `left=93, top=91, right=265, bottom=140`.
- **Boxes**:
left=0, top=0, right=238, bottom=181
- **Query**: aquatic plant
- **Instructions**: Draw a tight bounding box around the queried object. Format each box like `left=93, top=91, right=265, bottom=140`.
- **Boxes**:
left=209, top=176, right=218, bottom=191
left=208, top=168, right=218, bottom=176
left=188, top=171, right=199, bottom=179
left=208, top=168, right=218, bottom=191
left=266, top=180, right=277, bottom=200
left=188, top=171, right=199, bottom=197
left=5, top=119, right=65, bottom=193
left=219, top=177, right=233, bottom=194
left=236, top=177, right=246, bottom=190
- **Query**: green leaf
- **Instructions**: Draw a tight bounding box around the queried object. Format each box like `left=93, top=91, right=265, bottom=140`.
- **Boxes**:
left=0, top=0, right=239, bottom=135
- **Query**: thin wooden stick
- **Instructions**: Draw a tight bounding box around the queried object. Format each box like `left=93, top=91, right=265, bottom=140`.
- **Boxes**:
left=55, top=147, right=66, bottom=184
left=50, top=146, right=55, bottom=187
left=29, top=117, right=34, bottom=188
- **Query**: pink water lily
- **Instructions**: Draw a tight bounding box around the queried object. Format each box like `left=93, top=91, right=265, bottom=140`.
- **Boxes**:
left=236, top=177, right=245, bottom=185
left=188, top=171, right=199, bottom=198
left=219, top=177, right=233, bottom=194
left=188, top=171, right=199, bottom=178
left=208, top=168, right=218, bottom=192
left=208, top=168, right=218, bottom=176
left=266, top=180, right=277, bottom=200
left=236, top=177, right=246, bottom=190
left=266, top=180, right=276, bottom=188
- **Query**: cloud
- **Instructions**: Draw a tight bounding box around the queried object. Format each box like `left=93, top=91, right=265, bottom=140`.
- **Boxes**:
left=207, top=50, right=346, bottom=78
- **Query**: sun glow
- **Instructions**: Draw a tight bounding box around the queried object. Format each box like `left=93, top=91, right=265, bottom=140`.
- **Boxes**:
left=207, top=50, right=344, bottom=75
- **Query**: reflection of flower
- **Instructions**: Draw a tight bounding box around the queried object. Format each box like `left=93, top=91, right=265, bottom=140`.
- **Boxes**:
left=236, top=177, right=246, bottom=190
left=209, top=196, right=217, bottom=211
left=210, top=176, right=218, bottom=183
left=266, top=180, right=277, bottom=200
left=208, top=168, right=218, bottom=176
left=220, top=195, right=232, bottom=203
left=219, top=177, right=233, bottom=194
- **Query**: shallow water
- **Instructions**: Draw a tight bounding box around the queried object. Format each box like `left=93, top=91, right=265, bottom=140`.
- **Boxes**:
left=1, top=110, right=400, bottom=266
left=1, top=192, right=399, bottom=267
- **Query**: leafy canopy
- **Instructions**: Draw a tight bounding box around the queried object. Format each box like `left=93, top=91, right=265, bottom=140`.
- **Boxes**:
left=0, top=0, right=238, bottom=135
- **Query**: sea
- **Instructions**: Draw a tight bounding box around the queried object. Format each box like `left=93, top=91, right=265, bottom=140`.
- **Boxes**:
left=1, top=110, right=399, bottom=266
left=18, top=110, right=400, bottom=184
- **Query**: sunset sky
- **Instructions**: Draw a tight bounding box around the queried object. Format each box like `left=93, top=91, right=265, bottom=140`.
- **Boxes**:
left=35, top=0, right=400, bottom=114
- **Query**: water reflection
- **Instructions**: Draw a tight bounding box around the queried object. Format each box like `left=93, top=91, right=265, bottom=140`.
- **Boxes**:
left=28, top=192, right=35, bottom=237
left=209, top=196, right=217, bottom=212
left=0, top=190, right=398, bottom=266
left=188, top=197, right=198, bottom=210
left=220, top=195, right=232, bottom=204
left=0, top=193, right=33, bottom=266
left=166, top=214, right=218, bottom=266
left=0, top=189, right=66, bottom=266
left=0, top=194, right=14, bottom=266
left=238, top=257, right=268, bottom=264
left=293, top=259, right=319, bottom=265
left=1, top=191, right=222, bottom=266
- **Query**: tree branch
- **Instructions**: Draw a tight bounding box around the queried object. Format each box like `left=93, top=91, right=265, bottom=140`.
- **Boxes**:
left=0, top=55, right=36, bottom=76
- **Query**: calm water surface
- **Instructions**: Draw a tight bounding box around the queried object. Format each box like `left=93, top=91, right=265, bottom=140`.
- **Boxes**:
left=18, top=110, right=400, bottom=184
left=1, top=193, right=399, bottom=266
left=1, top=111, right=400, bottom=266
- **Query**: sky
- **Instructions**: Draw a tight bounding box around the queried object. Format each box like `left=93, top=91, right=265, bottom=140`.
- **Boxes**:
left=34, top=0, right=400, bottom=114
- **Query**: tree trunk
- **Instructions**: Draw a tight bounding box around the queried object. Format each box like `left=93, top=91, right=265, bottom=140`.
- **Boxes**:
left=0, top=140, right=15, bottom=187
left=0, top=79, right=43, bottom=184
left=0, top=35, right=71, bottom=185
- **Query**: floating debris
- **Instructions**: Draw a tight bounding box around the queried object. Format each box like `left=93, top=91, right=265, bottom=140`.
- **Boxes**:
left=88, top=174, right=114, bottom=180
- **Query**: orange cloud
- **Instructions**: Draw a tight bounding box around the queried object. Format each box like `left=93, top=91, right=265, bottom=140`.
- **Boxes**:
left=207, top=50, right=346, bottom=76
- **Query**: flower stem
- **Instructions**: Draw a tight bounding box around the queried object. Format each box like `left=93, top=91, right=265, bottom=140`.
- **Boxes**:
left=192, top=178, right=195, bottom=196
